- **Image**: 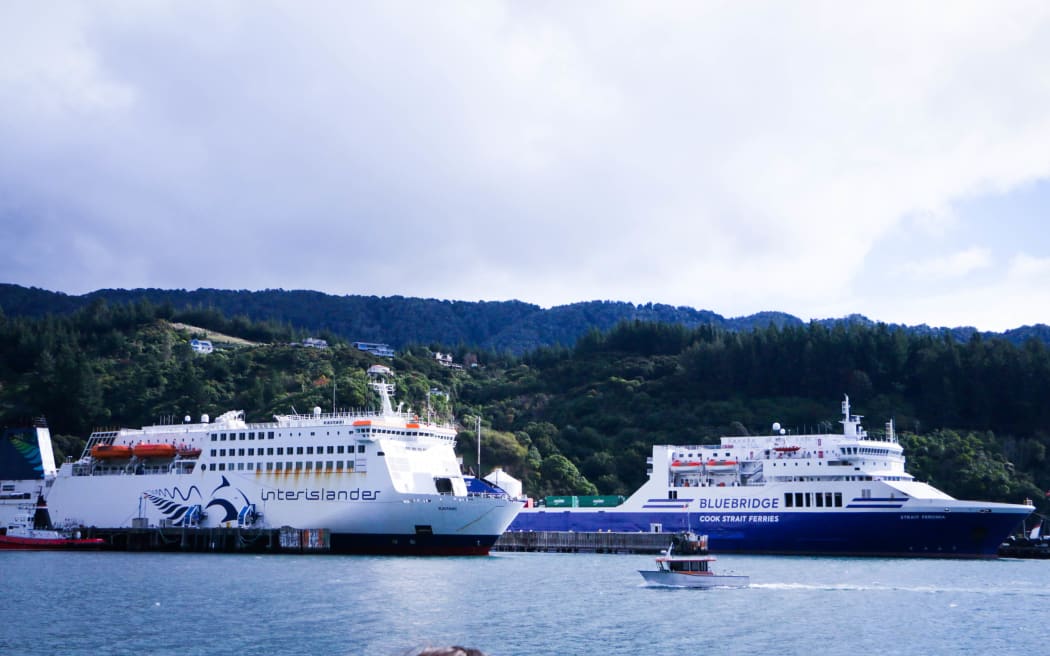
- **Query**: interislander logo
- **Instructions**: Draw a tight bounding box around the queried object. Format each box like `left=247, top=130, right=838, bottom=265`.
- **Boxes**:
left=144, top=476, right=253, bottom=525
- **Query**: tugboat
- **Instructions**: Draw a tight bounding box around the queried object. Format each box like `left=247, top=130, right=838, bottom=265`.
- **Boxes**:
left=639, top=531, right=749, bottom=588
left=0, top=505, right=105, bottom=550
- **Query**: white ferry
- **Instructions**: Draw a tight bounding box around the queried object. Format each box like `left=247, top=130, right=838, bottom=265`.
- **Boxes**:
left=41, top=366, right=523, bottom=555
left=510, top=396, right=1034, bottom=558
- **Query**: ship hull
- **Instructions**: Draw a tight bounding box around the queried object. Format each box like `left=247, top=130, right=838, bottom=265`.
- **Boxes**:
left=639, top=570, right=749, bottom=588
left=509, top=506, right=1029, bottom=558
left=45, top=469, right=521, bottom=556
left=0, top=535, right=105, bottom=550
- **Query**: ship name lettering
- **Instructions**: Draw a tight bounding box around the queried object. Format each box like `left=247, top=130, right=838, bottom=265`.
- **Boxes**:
left=696, top=497, right=779, bottom=510
left=260, top=488, right=381, bottom=502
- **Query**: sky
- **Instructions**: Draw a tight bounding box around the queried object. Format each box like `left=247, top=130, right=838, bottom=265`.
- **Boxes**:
left=2, top=2, right=1050, bottom=332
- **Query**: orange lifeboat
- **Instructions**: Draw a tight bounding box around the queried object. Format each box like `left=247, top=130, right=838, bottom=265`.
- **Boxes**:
left=91, top=444, right=133, bottom=460
left=705, top=459, right=739, bottom=473
left=132, top=443, right=177, bottom=459
left=670, top=459, right=702, bottom=472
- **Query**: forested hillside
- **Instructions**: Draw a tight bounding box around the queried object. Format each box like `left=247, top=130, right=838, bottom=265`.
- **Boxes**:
left=5, top=283, right=1050, bottom=355
left=0, top=297, right=1047, bottom=511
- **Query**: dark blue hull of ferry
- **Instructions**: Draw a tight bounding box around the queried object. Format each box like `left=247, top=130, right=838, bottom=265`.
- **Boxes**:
left=508, top=509, right=1028, bottom=558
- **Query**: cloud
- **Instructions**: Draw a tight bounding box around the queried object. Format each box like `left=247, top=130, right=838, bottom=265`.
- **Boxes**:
left=1, top=2, right=1050, bottom=330
left=896, top=247, right=993, bottom=280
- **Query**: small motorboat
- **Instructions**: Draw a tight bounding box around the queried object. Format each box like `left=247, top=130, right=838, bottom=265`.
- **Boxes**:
left=0, top=506, right=105, bottom=551
left=639, top=532, right=749, bottom=588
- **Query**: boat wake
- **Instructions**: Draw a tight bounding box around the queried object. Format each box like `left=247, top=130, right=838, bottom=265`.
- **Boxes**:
left=751, top=582, right=1050, bottom=596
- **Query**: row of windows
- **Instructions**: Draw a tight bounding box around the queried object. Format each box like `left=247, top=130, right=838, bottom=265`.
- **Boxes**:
left=213, top=432, right=276, bottom=441
left=210, top=444, right=366, bottom=458
left=843, top=447, right=893, bottom=456
left=784, top=491, right=844, bottom=508
left=204, top=461, right=355, bottom=472
left=211, top=428, right=433, bottom=442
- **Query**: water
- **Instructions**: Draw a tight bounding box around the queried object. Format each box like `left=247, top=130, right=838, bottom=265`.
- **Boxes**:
left=2, top=551, right=1048, bottom=655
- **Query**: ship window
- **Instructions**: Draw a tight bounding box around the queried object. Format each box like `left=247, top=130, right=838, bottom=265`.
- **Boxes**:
left=835, top=492, right=843, bottom=507
left=277, top=448, right=284, bottom=455
left=815, top=493, right=824, bottom=507
left=295, top=462, right=302, bottom=471
left=327, top=446, right=334, bottom=454
left=237, top=448, right=244, bottom=456
left=296, top=447, right=304, bottom=455
left=220, top=449, right=227, bottom=456
left=357, top=445, right=366, bottom=453
left=306, top=446, right=314, bottom=455
left=267, top=448, right=274, bottom=455
left=248, top=448, right=254, bottom=456
left=825, top=492, right=833, bottom=507
left=310, top=432, right=315, bottom=436
left=237, top=463, right=244, bottom=471
left=266, top=462, right=274, bottom=471
left=336, top=460, right=344, bottom=470
left=211, top=434, right=217, bottom=442
left=209, top=463, right=216, bottom=471
left=268, top=432, right=274, bottom=439
left=305, top=462, right=312, bottom=471
left=218, top=463, right=226, bottom=471
left=286, top=461, right=292, bottom=470
left=794, top=492, right=803, bottom=507
left=326, top=461, right=333, bottom=470
left=337, top=446, right=345, bottom=454
left=239, top=433, right=246, bottom=440
left=435, top=478, right=453, bottom=494
left=275, top=462, right=282, bottom=471
left=315, top=461, right=322, bottom=470
left=210, top=449, right=217, bottom=457
left=220, top=433, right=227, bottom=441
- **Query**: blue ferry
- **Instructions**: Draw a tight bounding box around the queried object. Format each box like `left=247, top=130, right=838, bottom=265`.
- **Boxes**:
left=509, top=397, right=1033, bottom=557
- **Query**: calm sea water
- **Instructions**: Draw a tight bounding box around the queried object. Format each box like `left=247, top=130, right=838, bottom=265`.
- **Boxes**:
left=2, top=550, right=1048, bottom=655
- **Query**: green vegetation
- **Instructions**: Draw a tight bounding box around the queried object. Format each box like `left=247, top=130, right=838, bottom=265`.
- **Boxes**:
left=0, top=300, right=1047, bottom=511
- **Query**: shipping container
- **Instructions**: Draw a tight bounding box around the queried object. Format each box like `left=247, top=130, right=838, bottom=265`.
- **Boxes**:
left=544, top=495, right=578, bottom=507
left=576, top=495, right=625, bottom=507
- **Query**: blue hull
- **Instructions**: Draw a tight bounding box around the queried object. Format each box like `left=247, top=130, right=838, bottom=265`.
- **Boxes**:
left=508, top=510, right=1027, bottom=558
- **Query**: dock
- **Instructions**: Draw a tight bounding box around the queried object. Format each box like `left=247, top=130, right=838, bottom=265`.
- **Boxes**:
left=78, top=525, right=331, bottom=554
left=493, top=531, right=671, bottom=554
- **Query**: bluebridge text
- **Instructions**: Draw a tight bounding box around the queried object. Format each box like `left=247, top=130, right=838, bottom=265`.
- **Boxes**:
left=696, top=497, right=779, bottom=510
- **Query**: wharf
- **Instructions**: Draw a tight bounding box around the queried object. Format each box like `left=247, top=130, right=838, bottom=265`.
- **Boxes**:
left=493, top=531, right=671, bottom=554
left=998, top=542, right=1050, bottom=559
left=79, top=525, right=331, bottom=554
